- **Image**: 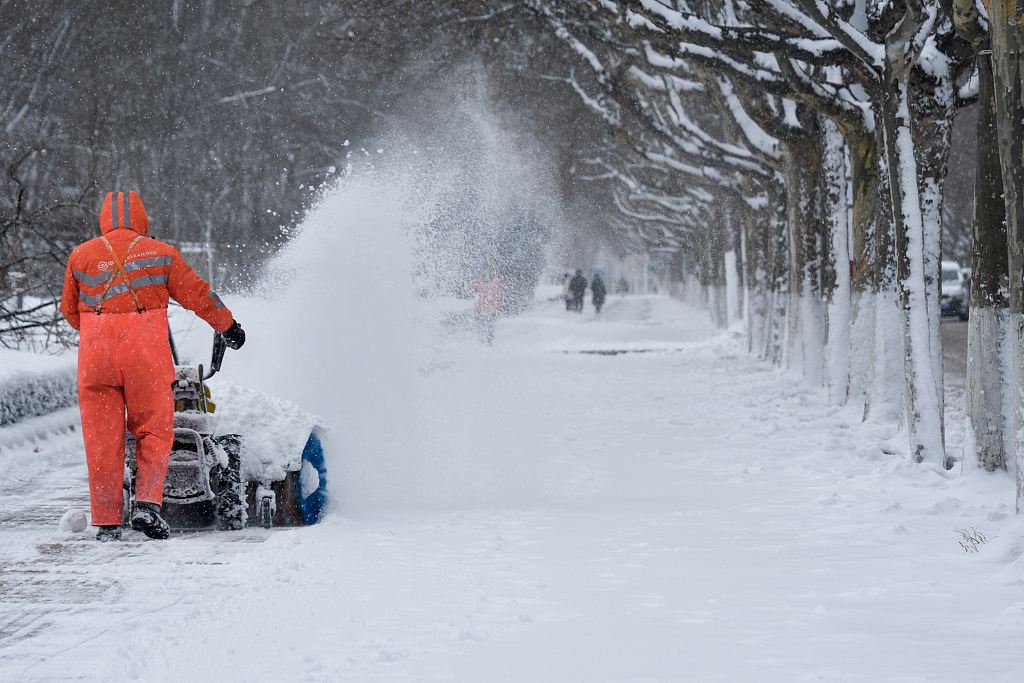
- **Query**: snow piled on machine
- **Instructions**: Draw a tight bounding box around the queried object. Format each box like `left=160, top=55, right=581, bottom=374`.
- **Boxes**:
left=212, top=380, right=322, bottom=483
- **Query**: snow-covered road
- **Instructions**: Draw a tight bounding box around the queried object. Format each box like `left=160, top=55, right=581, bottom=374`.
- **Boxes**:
left=2, top=296, right=1022, bottom=682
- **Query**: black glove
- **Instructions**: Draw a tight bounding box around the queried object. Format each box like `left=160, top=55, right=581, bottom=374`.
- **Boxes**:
left=222, top=320, right=246, bottom=349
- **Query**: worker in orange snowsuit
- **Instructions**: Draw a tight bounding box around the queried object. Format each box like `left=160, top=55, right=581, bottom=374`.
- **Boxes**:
left=60, top=191, right=246, bottom=541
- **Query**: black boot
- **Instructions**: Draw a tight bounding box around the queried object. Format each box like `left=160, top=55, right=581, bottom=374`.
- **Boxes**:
left=96, top=525, right=122, bottom=542
left=130, top=502, right=170, bottom=540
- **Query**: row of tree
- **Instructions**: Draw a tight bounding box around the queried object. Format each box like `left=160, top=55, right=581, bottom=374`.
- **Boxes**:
left=508, top=0, right=1020, bottom=511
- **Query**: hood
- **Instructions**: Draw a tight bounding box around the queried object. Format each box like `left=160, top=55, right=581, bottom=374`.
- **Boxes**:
left=99, top=191, right=149, bottom=236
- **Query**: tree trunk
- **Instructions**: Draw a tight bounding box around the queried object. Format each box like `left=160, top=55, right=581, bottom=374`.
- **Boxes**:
left=702, top=222, right=729, bottom=327
left=848, top=131, right=880, bottom=409
left=744, top=208, right=770, bottom=358
left=879, top=69, right=947, bottom=466
left=783, top=133, right=826, bottom=386
left=910, top=63, right=954, bottom=454
left=989, top=0, right=1024, bottom=510
left=965, top=53, right=1011, bottom=472
left=822, top=118, right=851, bottom=405
left=740, top=207, right=751, bottom=333
left=766, top=209, right=789, bottom=367
left=856, top=128, right=903, bottom=424
left=724, top=209, right=741, bottom=324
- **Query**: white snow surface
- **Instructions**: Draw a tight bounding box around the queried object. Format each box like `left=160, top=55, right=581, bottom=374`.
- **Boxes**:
left=2, top=295, right=1023, bottom=682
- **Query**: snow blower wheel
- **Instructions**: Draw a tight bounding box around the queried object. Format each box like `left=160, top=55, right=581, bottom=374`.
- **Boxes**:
left=259, top=497, right=273, bottom=529
left=212, top=434, right=246, bottom=530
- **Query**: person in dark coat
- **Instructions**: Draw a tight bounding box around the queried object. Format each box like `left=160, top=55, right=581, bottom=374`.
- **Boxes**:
left=591, top=273, right=607, bottom=313
left=569, top=269, right=588, bottom=312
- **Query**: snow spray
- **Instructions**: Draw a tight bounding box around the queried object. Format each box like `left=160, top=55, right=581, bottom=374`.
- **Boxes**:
left=223, top=88, right=565, bottom=513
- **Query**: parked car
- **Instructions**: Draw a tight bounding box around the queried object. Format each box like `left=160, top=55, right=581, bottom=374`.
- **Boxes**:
left=940, top=260, right=970, bottom=321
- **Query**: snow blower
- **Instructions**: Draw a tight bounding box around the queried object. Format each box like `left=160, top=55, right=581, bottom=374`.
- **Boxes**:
left=122, top=331, right=328, bottom=531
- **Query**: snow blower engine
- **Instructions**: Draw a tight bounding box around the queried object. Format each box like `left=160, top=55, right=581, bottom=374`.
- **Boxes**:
left=122, top=331, right=328, bottom=531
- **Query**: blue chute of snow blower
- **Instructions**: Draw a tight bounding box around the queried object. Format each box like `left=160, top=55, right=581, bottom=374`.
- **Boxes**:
left=299, top=431, right=328, bottom=525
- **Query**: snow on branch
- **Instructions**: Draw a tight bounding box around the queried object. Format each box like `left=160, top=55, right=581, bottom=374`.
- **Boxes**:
left=623, top=82, right=772, bottom=183
left=644, top=149, right=729, bottom=186
left=217, top=86, right=277, bottom=104
left=578, top=154, right=714, bottom=235
left=618, top=0, right=868, bottom=72
left=775, top=56, right=874, bottom=132
left=552, top=17, right=609, bottom=83
left=661, top=82, right=771, bottom=172
left=628, top=65, right=703, bottom=93
left=672, top=43, right=783, bottom=86
left=567, top=69, right=621, bottom=126
left=715, top=77, right=781, bottom=160
left=779, top=0, right=885, bottom=68
left=613, top=189, right=695, bottom=235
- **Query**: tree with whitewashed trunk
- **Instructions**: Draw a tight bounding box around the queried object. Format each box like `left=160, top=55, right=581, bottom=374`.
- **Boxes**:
left=951, top=1, right=1012, bottom=475
left=551, top=0, right=966, bottom=466
left=955, top=0, right=1024, bottom=510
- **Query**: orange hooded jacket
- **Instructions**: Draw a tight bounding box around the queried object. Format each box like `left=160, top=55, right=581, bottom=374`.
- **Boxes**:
left=60, top=191, right=235, bottom=525
left=60, top=191, right=233, bottom=332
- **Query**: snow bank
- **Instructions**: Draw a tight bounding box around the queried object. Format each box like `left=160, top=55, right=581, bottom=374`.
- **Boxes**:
left=0, top=348, right=77, bottom=426
left=0, top=348, right=81, bottom=487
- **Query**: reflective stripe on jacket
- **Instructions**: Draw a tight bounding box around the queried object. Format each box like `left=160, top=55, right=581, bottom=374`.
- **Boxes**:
left=59, top=191, right=233, bottom=332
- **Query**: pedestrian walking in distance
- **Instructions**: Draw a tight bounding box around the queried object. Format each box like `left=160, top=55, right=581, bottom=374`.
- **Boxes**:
left=472, top=270, right=506, bottom=345
left=60, top=190, right=247, bottom=541
left=591, top=273, right=607, bottom=314
left=569, top=269, right=588, bottom=313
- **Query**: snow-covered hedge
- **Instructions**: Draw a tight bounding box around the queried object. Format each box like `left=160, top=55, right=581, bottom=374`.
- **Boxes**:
left=0, top=350, right=77, bottom=426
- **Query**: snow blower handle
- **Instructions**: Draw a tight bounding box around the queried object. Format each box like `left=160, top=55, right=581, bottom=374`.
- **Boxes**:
left=204, top=332, right=227, bottom=380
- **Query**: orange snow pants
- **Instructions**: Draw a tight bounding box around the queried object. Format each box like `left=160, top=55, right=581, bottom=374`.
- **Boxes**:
left=77, top=309, right=175, bottom=526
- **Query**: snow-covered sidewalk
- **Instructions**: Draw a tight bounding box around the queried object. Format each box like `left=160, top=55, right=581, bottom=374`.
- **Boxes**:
left=2, top=295, right=1022, bottom=682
